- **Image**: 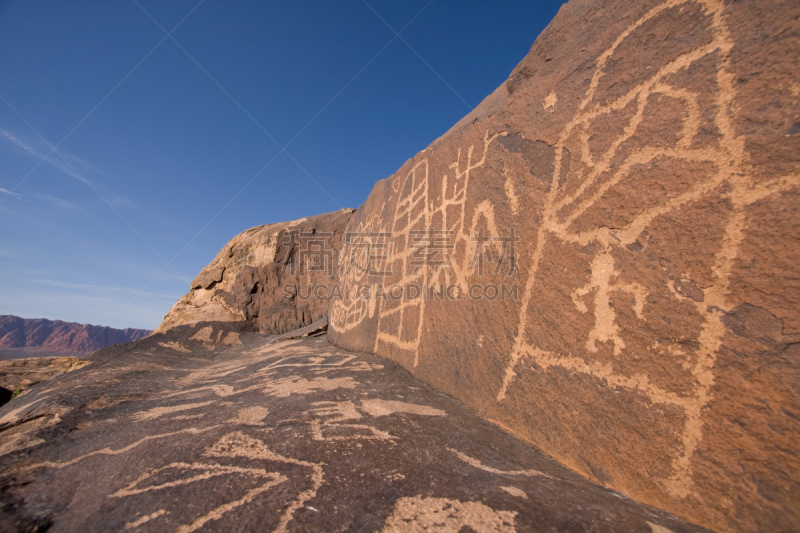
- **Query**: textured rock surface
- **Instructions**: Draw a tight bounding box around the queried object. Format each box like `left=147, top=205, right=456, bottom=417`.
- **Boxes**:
left=328, top=0, right=800, bottom=530
left=0, top=315, right=151, bottom=357
left=158, top=209, right=353, bottom=335
left=0, top=323, right=707, bottom=532
left=0, top=357, right=88, bottom=397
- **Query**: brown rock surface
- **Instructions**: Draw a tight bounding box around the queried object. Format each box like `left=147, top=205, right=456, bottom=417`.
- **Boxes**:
left=0, top=357, right=89, bottom=398
left=0, top=323, right=707, bottom=532
left=0, top=315, right=151, bottom=357
left=157, top=209, right=354, bottom=335
left=327, top=0, right=800, bottom=530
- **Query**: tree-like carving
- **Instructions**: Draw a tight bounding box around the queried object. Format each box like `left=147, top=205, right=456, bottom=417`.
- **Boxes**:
left=497, top=0, right=799, bottom=497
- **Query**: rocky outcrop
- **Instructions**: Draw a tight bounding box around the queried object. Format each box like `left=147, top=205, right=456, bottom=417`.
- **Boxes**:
left=327, top=0, right=800, bottom=530
left=0, top=324, right=707, bottom=532
left=0, top=357, right=88, bottom=401
left=0, top=315, right=151, bottom=356
left=157, top=209, right=354, bottom=335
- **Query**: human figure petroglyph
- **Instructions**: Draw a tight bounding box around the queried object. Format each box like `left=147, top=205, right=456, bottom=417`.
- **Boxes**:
left=496, top=0, right=800, bottom=499
left=571, top=247, right=647, bottom=356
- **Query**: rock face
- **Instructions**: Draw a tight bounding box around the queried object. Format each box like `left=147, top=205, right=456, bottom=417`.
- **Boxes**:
left=0, top=315, right=151, bottom=356
left=0, top=324, right=707, bottom=532
left=0, top=357, right=88, bottom=403
left=326, top=0, right=800, bottom=530
left=158, top=209, right=353, bottom=335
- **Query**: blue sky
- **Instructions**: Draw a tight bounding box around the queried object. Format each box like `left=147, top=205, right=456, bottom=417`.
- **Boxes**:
left=0, top=0, right=564, bottom=330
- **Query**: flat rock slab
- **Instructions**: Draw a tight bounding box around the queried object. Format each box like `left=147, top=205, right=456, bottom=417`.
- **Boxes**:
left=0, top=324, right=707, bottom=532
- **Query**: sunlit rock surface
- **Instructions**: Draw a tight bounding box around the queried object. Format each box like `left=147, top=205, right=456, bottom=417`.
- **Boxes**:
left=328, top=0, right=800, bottom=529
left=158, top=209, right=353, bottom=335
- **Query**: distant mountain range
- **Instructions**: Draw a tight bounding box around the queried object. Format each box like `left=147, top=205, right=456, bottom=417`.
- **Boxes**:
left=0, top=315, right=151, bottom=356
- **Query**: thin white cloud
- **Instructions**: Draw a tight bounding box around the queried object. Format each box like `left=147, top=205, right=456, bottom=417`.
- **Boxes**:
left=0, top=127, right=140, bottom=211
left=0, top=187, right=22, bottom=198
left=31, top=192, right=82, bottom=213
left=0, top=126, right=89, bottom=184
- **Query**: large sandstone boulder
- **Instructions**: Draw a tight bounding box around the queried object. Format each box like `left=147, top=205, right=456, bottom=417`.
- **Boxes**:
left=158, top=209, right=353, bottom=334
left=328, top=0, right=800, bottom=530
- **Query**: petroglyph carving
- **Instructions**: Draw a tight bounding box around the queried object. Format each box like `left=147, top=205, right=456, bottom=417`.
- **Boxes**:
left=124, top=510, right=167, bottom=530
left=164, top=346, right=378, bottom=403
left=381, top=496, right=517, bottom=532
left=309, top=417, right=395, bottom=442
left=332, top=131, right=507, bottom=367
left=308, top=398, right=446, bottom=442
left=110, top=462, right=285, bottom=499
left=359, top=399, right=446, bottom=418
left=263, top=376, right=358, bottom=398
left=500, top=486, right=528, bottom=499
left=449, top=448, right=549, bottom=479
left=310, top=400, right=362, bottom=423
left=206, top=432, right=324, bottom=533
left=496, top=0, right=800, bottom=499
left=170, top=414, right=205, bottom=421
left=326, top=0, right=799, bottom=510
left=106, top=431, right=324, bottom=533
left=571, top=248, right=647, bottom=355
left=132, top=401, right=215, bottom=422
left=234, top=406, right=269, bottom=425
left=158, top=341, right=190, bottom=353
left=22, top=427, right=217, bottom=471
